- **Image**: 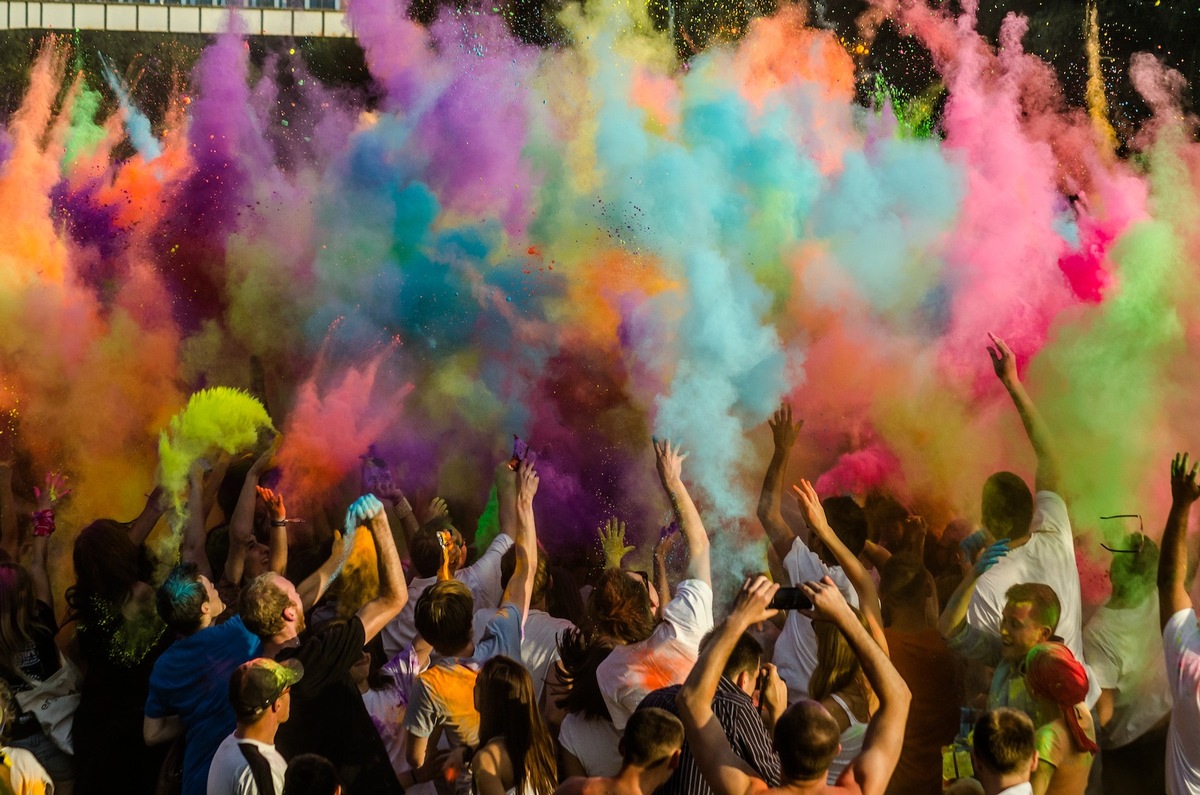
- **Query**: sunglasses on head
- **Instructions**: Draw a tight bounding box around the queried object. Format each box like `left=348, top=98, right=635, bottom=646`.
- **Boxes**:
left=1099, top=514, right=1145, bottom=554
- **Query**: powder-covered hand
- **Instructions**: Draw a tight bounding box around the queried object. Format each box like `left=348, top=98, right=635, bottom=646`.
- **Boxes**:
left=972, top=539, right=1010, bottom=577
left=598, top=518, right=634, bottom=570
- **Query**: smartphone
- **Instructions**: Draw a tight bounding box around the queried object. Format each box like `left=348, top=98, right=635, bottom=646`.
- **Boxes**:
left=769, top=587, right=813, bottom=610
left=508, top=435, right=529, bottom=470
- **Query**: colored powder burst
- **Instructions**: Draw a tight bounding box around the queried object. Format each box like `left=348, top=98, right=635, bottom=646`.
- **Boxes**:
left=4, top=0, right=1200, bottom=605
left=158, top=387, right=276, bottom=524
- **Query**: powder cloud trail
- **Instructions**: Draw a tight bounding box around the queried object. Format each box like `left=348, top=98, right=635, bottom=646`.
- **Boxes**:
left=4, top=0, right=1200, bottom=599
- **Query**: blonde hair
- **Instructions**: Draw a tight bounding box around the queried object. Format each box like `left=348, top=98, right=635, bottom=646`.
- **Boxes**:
left=809, top=606, right=873, bottom=703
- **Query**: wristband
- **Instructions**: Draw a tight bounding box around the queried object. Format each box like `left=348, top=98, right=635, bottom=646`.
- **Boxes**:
left=394, top=497, right=413, bottom=519
left=270, top=519, right=288, bottom=527
left=32, top=509, right=55, bottom=538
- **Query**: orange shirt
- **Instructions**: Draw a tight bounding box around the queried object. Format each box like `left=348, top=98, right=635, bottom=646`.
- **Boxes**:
left=883, top=628, right=963, bottom=795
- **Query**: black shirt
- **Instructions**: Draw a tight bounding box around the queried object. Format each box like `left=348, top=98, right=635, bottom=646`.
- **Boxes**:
left=275, top=616, right=401, bottom=795
left=4, top=601, right=61, bottom=741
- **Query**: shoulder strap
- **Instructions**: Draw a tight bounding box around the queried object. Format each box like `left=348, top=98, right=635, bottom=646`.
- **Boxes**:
left=237, top=742, right=277, bottom=795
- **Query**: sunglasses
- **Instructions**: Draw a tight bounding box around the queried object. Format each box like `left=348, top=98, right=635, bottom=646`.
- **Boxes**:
left=1099, top=514, right=1145, bottom=554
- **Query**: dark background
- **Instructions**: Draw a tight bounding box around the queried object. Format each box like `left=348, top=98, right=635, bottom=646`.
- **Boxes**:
left=0, top=0, right=1193, bottom=148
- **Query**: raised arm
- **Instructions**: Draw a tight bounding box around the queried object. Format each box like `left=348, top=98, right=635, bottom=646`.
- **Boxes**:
left=257, top=487, right=289, bottom=575
left=793, top=479, right=886, bottom=650
left=938, top=539, right=1009, bottom=639
left=182, top=463, right=213, bottom=578
left=989, top=334, right=1059, bottom=494
left=363, top=451, right=421, bottom=552
left=296, top=530, right=345, bottom=612
left=355, top=494, right=408, bottom=641
left=677, top=575, right=778, bottom=795
left=655, top=439, right=711, bottom=586
left=224, top=443, right=276, bottom=586
left=30, top=473, right=68, bottom=610
left=757, top=403, right=803, bottom=563
left=500, top=459, right=539, bottom=619
left=653, top=524, right=678, bottom=621
left=127, top=485, right=166, bottom=548
left=801, top=576, right=909, bottom=795
left=1159, top=452, right=1198, bottom=629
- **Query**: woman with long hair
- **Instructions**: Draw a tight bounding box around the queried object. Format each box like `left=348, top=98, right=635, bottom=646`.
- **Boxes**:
left=1025, top=642, right=1098, bottom=795
left=473, top=655, right=557, bottom=795
left=809, top=607, right=880, bottom=785
left=0, top=475, right=73, bottom=793
left=63, top=517, right=167, bottom=794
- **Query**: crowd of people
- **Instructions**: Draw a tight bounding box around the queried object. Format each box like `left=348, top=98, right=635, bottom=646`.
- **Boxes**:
left=0, top=334, right=1198, bottom=795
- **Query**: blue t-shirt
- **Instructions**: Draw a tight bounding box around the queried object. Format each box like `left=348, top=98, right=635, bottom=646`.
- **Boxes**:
left=145, top=616, right=261, bottom=795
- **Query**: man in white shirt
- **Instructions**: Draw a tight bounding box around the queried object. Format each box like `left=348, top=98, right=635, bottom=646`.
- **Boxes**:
left=967, top=335, right=1086, bottom=664
left=1157, top=452, right=1200, bottom=795
left=382, top=464, right=517, bottom=658
left=1084, top=531, right=1171, bottom=793
left=595, top=439, right=713, bottom=731
left=207, top=658, right=302, bottom=795
left=755, top=403, right=869, bottom=703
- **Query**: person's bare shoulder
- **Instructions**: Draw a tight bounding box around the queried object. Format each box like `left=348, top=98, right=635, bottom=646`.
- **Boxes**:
left=553, top=776, right=592, bottom=795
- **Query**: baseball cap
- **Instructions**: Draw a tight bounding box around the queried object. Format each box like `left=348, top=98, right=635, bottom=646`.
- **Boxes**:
left=229, top=657, right=304, bottom=721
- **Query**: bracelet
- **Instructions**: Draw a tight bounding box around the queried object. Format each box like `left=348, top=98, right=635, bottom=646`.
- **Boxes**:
left=270, top=519, right=288, bottom=527
left=394, top=497, right=413, bottom=519
left=32, top=509, right=55, bottom=538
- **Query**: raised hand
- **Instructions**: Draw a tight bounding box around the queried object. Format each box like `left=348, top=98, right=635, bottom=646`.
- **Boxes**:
left=257, top=486, right=286, bottom=523
left=598, top=518, right=634, bottom=570
left=654, top=521, right=679, bottom=562
left=971, top=539, right=1010, bottom=577
left=768, top=402, right=804, bottom=454
left=515, top=459, right=539, bottom=507
left=34, top=472, right=70, bottom=512
left=729, top=575, right=780, bottom=628
left=987, top=333, right=1018, bottom=385
left=1171, top=452, right=1200, bottom=506
left=349, top=493, right=386, bottom=526
left=424, top=497, right=449, bottom=522
left=250, top=433, right=281, bottom=476
left=653, top=437, right=688, bottom=486
left=798, top=575, right=855, bottom=624
left=791, top=479, right=831, bottom=538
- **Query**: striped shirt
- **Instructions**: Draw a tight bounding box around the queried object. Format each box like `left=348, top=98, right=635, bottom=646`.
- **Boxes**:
left=637, top=678, right=781, bottom=795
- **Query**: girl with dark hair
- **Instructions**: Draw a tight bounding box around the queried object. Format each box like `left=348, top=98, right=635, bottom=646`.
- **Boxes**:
left=0, top=475, right=73, bottom=792
left=552, top=629, right=622, bottom=778
left=63, top=515, right=167, bottom=794
left=473, top=655, right=556, bottom=795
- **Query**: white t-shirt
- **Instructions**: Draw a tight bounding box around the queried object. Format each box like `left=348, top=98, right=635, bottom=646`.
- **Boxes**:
left=473, top=607, right=574, bottom=701
left=968, top=492, right=1085, bottom=661
left=206, top=735, right=286, bottom=795
left=1, top=746, right=53, bottom=795
left=557, top=713, right=623, bottom=777
left=1163, top=608, right=1200, bottom=795
left=1083, top=594, right=1172, bottom=749
left=382, top=534, right=515, bottom=657
left=772, top=539, right=860, bottom=703
left=595, top=579, right=713, bottom=731
left=362, top=645, right=424, bottom=777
